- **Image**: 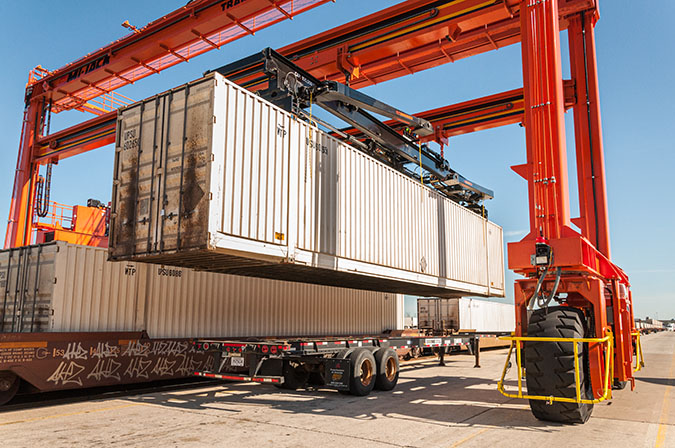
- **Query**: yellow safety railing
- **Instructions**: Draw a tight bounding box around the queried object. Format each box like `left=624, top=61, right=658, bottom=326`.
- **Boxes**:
left=497, top=332, right=613, bottom=405
left=632, top=331, right=645, bottom=373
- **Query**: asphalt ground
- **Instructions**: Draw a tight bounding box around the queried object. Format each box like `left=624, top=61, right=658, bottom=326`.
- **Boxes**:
left=0, top=332, right=673, bottom=447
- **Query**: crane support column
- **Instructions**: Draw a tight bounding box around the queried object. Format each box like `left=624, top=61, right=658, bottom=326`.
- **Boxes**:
left=515, top=0, right=573, bottom=242
left=5, top=96, right=42, bottom=249
left=568, top=11, right=611, bottom=259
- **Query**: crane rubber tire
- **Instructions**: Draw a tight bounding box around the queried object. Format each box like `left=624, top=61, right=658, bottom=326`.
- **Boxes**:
left=348, top=348, right=376, bottom=396
left=374, top=348, right=399, bottom=391
left=612, top=379, right=627, bottom=390
left=523, top=306, right=594, bottom=424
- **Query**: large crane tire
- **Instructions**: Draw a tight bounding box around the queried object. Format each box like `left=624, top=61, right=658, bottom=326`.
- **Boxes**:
left=524, top=306, right=594, bottom=424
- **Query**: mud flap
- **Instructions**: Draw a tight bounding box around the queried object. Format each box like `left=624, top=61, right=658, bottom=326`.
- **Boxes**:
left=323, top=358, right=350, bottom=391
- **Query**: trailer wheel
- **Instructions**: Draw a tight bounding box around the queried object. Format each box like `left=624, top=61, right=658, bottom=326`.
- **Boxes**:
left=374, top=348, right=399, bottom=391
left=275, top=361, right=309, bottom=390
left=524, top=306, right=593, bottom=424
left=0, top=372, right=19, bottom=406
left=348, top=348, right=376, bottom=396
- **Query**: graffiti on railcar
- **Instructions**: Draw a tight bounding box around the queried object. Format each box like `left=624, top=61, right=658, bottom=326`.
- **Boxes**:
left=0, top=336, right=213, bottom=391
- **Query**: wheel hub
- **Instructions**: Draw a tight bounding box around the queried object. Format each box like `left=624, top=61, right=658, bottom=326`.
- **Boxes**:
left=385, top=357, right=396, bottom=381
left=360, top=359, right=373, bottom=386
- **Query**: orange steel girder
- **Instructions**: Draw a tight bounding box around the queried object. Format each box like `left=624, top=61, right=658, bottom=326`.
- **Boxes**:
left=6, top=100, right=40, bottom=248
left=36, top=0, right=332, bottom=113
left=568, top=11, right=611, bottom=259
left=338, top=80, right=575, bottom=144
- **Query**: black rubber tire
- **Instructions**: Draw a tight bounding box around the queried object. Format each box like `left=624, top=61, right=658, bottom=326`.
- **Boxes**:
left=524, top=306, right=594, bottom=424
left=374, top=348, right=399, bottom=391
left=274, top=361, right=309, bottom=390
left=348, top=348, right=377, bottom=396
left=0, top=372, right=19, bottom=406
left=612, top=379, right=627, bottom=390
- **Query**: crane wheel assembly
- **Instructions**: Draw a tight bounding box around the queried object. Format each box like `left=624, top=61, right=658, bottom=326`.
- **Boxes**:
left=524, top=307, right=593, bottom=424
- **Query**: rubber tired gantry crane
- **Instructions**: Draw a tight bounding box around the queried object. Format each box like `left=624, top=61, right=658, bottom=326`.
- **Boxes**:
left=5, top=0, right=637, bottom=424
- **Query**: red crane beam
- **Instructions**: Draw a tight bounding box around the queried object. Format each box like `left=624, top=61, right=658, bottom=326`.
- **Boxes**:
left=33, top=112, right=117, bottom=164
left=339, top=80, right=575, bottom=143
left=31, top=0, right=332, bottom=113
left=32, top=80, right=578, bottom=164
left=275, top=0, right=594, bottom=88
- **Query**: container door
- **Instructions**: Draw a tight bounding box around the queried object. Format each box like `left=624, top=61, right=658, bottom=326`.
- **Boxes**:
left=0, top=244, right=57, bottom=332
left=111, top=77, right=215, bottom=258
left=295, top=122, right=339, bottom=256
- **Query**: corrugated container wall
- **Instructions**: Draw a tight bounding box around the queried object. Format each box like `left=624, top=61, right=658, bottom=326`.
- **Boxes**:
left=110, top=73, right=505, bottom=298
left=417, top=298, right=515, bottom=332
left=0, top=242, right=402, bottom=337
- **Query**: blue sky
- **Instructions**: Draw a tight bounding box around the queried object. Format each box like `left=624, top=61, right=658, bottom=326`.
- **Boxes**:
left=1, top=1, right=673, bottom=319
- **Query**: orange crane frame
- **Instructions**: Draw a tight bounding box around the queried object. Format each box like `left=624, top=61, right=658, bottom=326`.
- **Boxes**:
left=5, top=0, right=635, bottom=418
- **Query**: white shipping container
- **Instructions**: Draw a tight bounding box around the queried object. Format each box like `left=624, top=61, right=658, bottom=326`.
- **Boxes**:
left=0, top=242, right=403, bottom=337
left=110, top=72, right=505, bottom=298
left=417, top=298, right=515, bottom=332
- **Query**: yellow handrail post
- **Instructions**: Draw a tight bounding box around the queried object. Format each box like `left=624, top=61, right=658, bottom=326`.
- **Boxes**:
left=516, top=340, right=523, bottom=398
left=573, top=341, right=581, bottom=402
left=497, top=332, right=614, bottom=405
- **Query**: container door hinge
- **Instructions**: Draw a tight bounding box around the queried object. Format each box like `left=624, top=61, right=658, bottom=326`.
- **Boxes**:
left=213, top=115, right=217, bottom=123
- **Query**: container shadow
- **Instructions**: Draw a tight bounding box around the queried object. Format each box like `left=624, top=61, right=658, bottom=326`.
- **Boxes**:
left=123, top=372, right=564, bottom=432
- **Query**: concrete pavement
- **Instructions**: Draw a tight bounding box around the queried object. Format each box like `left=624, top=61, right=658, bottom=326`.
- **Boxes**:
left=0, top=332, right=673, bottom=447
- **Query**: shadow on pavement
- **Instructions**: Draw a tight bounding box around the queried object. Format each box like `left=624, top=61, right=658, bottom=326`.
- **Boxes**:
left=122, top=368, right=562, bottom=432
left=635, top=376, right=675, bottom=386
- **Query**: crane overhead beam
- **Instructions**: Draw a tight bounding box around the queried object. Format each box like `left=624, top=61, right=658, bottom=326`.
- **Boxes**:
left=226, top=0, right=596, bottom=91
left=31, top=0, right=594, bottom=164
left=32, top=79, right=576, bottom=165
left=33, top=112, right=117, bottom=164
left=32, top=0, right=596, bottom=115
left=29, top=0, right=332, bottom=113
left=338, top=79, right=575, bottom=143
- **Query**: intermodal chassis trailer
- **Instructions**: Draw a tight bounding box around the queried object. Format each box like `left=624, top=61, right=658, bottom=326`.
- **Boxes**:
left=193, top=332, right=507, bottom=395
left=0, top=331, right=505, bottom=404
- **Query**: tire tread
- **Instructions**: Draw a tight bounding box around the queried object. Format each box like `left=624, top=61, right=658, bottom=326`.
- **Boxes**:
left=524, top=306, right=593, bottom=424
